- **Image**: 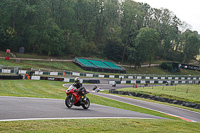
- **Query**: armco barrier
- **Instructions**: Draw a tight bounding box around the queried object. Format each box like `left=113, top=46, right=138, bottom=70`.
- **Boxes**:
left=0, top=75, right=23, bottom=80
left=40, top=76, right=64, bottom=81
left=2, top=69, right=11, bottom=73
left=84, top=79, right=100, bottom=84
left=1, top=68, right=200, bottom=84
left=31, top=76, right=40, bottom=80
left=109, top=89, right=200, bottom=109
left=36, top=76, right=99, bottom=83
left=50, top=72, right=58, bottom=76
left=19, top=70, right=27, bottom=74
left=22, top=74, right=200, bottom=85
left=109, top=80, right=199, bottom=84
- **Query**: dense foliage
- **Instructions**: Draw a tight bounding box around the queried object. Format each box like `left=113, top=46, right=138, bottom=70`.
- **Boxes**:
left=0, top=0, right=200, bottom=66
left=160, top=62, right=172, bottom=72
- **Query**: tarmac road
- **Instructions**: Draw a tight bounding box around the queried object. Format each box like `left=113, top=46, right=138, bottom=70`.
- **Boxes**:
left=1, top=83, right=199, bottom=122
left=0, top=96, right=165, bottom=121
left=63, top=83, right=133, bottom=90
left=64, top=84, right=200, bottom=122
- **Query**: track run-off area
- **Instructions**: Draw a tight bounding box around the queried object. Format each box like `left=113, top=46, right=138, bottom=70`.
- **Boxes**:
left=0, top=83, right=200, bottom=123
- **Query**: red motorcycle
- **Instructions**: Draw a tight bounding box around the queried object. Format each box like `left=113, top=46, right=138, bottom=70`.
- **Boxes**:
left=65, top=85, right=90, bottom=109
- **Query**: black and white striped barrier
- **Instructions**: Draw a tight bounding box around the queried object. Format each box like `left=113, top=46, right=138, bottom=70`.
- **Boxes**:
left=109, top=89, right=200, bottom=109
left=29, top=76, right=199, bottom=84
left=0, top=68, right=200, bottom=83
left=108, top=80, right=199, bottom=84
left=29, top=76, right=100, bottom=83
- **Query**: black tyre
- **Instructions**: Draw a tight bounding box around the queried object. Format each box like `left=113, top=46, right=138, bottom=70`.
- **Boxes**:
left=65, top=95, right=75, bottom=108
left=82, top=97, right=90, bottom=109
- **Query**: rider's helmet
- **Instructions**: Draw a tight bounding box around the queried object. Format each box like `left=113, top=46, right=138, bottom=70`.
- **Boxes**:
left=74, top=77, right=80, bottom=85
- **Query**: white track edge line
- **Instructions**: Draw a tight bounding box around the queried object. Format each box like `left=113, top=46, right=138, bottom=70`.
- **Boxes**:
left=0, top=117, right=157, bottom=122
left=96, top=93, right=197, bottom=122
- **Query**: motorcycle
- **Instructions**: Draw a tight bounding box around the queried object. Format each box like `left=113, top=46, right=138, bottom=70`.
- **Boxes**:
left=65, top=85, right=90, bottom=109
left=92, top=85, right=101, bottom=93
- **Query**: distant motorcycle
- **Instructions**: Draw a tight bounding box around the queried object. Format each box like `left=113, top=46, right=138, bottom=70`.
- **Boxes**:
left=93, top=85, right=101, bottom=93
left=65, top=85, right=90, bottom=109
left=144, top=83, right=148, bottom=86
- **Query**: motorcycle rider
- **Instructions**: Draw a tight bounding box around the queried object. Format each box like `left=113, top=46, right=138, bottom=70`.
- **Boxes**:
left=73, top=77, right=86, bottom=96
left=73, top=77, right=82, bottom=89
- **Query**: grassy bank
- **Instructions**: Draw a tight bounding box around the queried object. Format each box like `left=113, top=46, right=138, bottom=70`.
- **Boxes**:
left=1, top=58, right=200, bottom=75
left=1, top=51, right=200, bottom=75
left=0, top=59, right=83, bottom=72
left=1, top=80, right=200, bottom=132
left=0, top=80, right=179, bottom=120
left=0, top=119, right=200, bottom=133
left=117, top=85, right=200, bottom=104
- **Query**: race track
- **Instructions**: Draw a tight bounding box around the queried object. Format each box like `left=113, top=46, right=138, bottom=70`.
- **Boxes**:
left=65, top=84, right=200, bottom=122
left=0, top=83, right=199, bottom=122
left=0, top=96, right=164, bottom=121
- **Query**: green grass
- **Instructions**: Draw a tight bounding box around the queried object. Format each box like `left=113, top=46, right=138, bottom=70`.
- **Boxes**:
left=125, top=66, right=167, bottom=74
left=0, top=51, right=73, bottom=59
left=21, top=60, right=83, bottom=71
left=0, top=59, right=83, bottom=71
left=0, top=119, right=200, bottom=133
left=0, top=80, right=178, bottom=120
left=102, top=90, right=200, bottom=113
left=0, top=80, right=199, bottom=132
left=15, top=53, right=55, bottom=59
left=88, top=92, right=176, bottom=119
left=2, top=58, right=200, bottom=75
left=1, top=51, right=200, bottom=75
left=117, top=85, right=200, bottom=104
left=0, top=80, right=66, bottom=99
left=125, top=66, right=200, bottom=75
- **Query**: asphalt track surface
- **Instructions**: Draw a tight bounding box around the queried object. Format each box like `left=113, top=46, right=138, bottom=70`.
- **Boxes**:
left=1, top=83, right=200, bottom=122
left=64, top=84, right=200, bottom=122
left=0, top=96, right=165, bottom=121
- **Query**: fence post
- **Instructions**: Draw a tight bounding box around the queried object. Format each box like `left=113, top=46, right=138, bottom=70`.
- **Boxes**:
left=174, top=84, right=176, bottom=91
left=186, top=88, right=189, bottom=93
left=186, top=85, right=189, bottom=93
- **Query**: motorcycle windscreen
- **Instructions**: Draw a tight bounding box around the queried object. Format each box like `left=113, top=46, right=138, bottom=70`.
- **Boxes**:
left=66, top=85, right=77, bottom=93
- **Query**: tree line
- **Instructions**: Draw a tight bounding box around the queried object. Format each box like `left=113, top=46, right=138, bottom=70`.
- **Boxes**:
left=0, top=0, right=200, bottom=67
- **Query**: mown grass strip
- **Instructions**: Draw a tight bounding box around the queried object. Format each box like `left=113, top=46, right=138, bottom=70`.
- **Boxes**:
left=87, top=93, right=179, bottom=120
left=102, top=90, right=200, bottom=114
left=0, top=80, right=178, bottom=120
left=1, top=51, right=200, bottom=75
left=0, top=119, right=200, bottom=133
left=0, top=80, right=199, bottom=132
left=118, top=85, right=200, bottom=104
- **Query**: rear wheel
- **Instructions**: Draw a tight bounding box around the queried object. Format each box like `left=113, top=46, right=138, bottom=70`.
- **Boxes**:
left=82, top=97, right=90, bottom=109
left=65, top=95, right=75, bottom=108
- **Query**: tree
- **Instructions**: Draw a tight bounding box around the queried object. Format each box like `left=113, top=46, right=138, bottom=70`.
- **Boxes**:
left=181, top=30, right=200, bottom=63
left=0, top=0, right=198, bottom=64
left=120, top=0, right=145, bottom=64
left=135, top=27, right=159, bottom=67
left=0, top=26, right=15, bottom=50
left=147, top=8, right=183, bottom=60
left=103, top=38, right=123, bottom=61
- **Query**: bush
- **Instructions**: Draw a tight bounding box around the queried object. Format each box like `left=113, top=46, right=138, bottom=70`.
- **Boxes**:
left=160, top=62, right=172, bottom=72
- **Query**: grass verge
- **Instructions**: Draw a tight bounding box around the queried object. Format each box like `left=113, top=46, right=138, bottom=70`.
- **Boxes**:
left=102, top=90, right=200, bottom=114
left=1, top=51, right=200, bottom=75
left=117, top=85, right=200, bottom=104
left=0, top=80, right=200, bottom=132
left=0, top=119, right=200, bottom=133
left=0, top=80, right=179, bottom=120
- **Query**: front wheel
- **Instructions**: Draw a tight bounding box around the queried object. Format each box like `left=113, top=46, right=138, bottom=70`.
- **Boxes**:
left=82, top=97, right=90, bottom=109
left=65, top=95, right=75, bottom=108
